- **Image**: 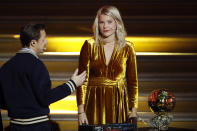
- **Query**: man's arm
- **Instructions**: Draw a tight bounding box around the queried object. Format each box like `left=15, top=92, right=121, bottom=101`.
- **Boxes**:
left=31, top=61, right=86, bottom=106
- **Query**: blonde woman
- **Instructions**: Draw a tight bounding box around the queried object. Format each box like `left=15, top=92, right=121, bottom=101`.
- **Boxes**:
left=77, top=6, right=138, bottom=125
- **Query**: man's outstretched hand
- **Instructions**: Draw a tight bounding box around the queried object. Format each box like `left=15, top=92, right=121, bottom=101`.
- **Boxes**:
left=71, top=69, right=86, bottom=87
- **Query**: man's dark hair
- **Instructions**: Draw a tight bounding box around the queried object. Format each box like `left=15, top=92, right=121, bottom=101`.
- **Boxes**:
left=20, top=23, right=45, bottom=47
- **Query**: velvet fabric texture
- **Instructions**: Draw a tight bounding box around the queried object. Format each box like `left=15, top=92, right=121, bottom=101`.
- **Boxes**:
left=77, top=39, right=138, bottom=124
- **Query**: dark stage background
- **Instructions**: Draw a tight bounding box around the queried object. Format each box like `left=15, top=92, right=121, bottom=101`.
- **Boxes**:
left=0, top=0, right=197, bottom=130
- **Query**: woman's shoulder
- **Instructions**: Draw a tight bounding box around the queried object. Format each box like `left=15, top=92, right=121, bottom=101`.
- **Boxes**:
left=124, top=40, right=136, bottom=54
left=125, top=40, right=134, bottom=47
left=84, top=38, right=95, bottom=46
left=80, top=38, right=95, bottom=52
left=124, top=40, right=135, bottom=50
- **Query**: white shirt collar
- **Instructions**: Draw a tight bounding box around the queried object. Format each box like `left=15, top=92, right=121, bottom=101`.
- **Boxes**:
left=18, top=48, right=39, bottom=59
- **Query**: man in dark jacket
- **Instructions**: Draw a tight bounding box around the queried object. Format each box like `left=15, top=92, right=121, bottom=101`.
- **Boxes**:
left=0, top=23, right=86, bottom=131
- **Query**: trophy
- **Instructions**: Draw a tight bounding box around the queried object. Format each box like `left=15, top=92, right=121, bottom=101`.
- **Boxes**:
left=148, top=89, right=176, bottom=130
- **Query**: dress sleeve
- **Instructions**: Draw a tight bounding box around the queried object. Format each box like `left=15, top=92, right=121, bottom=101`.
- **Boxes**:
left=77, top=40, right=90, bottom=105
left=126, top=43, right=138, bottom=109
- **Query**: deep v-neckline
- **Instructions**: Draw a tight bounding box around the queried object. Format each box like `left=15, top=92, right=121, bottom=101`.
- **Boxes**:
left=101, top=43, right=117, bottom=67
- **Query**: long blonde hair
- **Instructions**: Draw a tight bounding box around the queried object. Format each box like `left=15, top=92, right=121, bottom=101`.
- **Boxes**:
left=92, top=6, right=127, bottom=50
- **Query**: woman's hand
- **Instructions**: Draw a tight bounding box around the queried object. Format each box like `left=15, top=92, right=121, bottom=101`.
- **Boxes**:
left=78, top=104, right=88, bottom=125
left=78, top=112, right=89, bottom=125
left=128, top=107, right=137, bottom=124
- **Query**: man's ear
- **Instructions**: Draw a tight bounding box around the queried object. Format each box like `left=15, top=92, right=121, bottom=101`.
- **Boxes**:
left=30, top=40, right=37, bottom=47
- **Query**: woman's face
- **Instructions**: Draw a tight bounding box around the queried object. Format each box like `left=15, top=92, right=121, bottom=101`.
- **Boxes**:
left=98, top=14, right=116, bottom=38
